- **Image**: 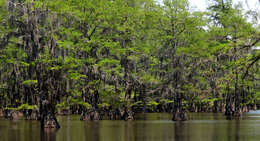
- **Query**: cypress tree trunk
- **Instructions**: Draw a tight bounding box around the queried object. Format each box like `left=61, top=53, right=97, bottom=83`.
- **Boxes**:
left=40, top=99, right=60, bottom=128
left=172, top=71, right=188, bottom=121
left=172, top=93, right=188, bottom=121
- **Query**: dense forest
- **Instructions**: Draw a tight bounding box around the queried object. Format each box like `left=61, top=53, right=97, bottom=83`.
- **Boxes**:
left=0, top=0, right=259, bottom=128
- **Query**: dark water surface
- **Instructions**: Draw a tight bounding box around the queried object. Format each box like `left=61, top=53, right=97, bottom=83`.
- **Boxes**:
left=1, top=111, right=260, bottom=141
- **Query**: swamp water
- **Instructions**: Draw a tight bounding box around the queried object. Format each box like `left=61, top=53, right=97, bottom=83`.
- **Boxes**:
left=1, top=111, right=260, bottom=141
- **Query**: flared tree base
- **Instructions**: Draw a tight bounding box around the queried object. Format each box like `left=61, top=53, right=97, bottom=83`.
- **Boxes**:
left=172, top=111, right=188, bottom=121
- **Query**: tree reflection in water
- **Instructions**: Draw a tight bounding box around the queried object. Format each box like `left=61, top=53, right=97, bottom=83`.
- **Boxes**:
left=41, top=128, right=57, bottom=141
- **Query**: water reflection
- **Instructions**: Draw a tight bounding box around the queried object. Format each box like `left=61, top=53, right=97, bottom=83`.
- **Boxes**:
left=1, top=112, right=260, bottom=141
left=235, top=120, right=240, bottom=141
left=125, top=121, right=133, bottom=141
left=84, top=121, right=100, bottom=141
left=174, top=122, right=186, bottom=141
left=41, top=129, right=57, bottom=141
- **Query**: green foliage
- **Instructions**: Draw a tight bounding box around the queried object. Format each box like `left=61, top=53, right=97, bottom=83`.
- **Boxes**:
left=22, top=80, right=38, bottom=86
left=70, top=97, right=92, bottom=109
left=98, top=103, right=110, bottom=108
left=159, top=99, right=174, bottom=104
left=0, top=0, right=259, bottom=115
left=17, top=104, right=38, bottom=110
left=56, top=101, right=70, bottom=110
